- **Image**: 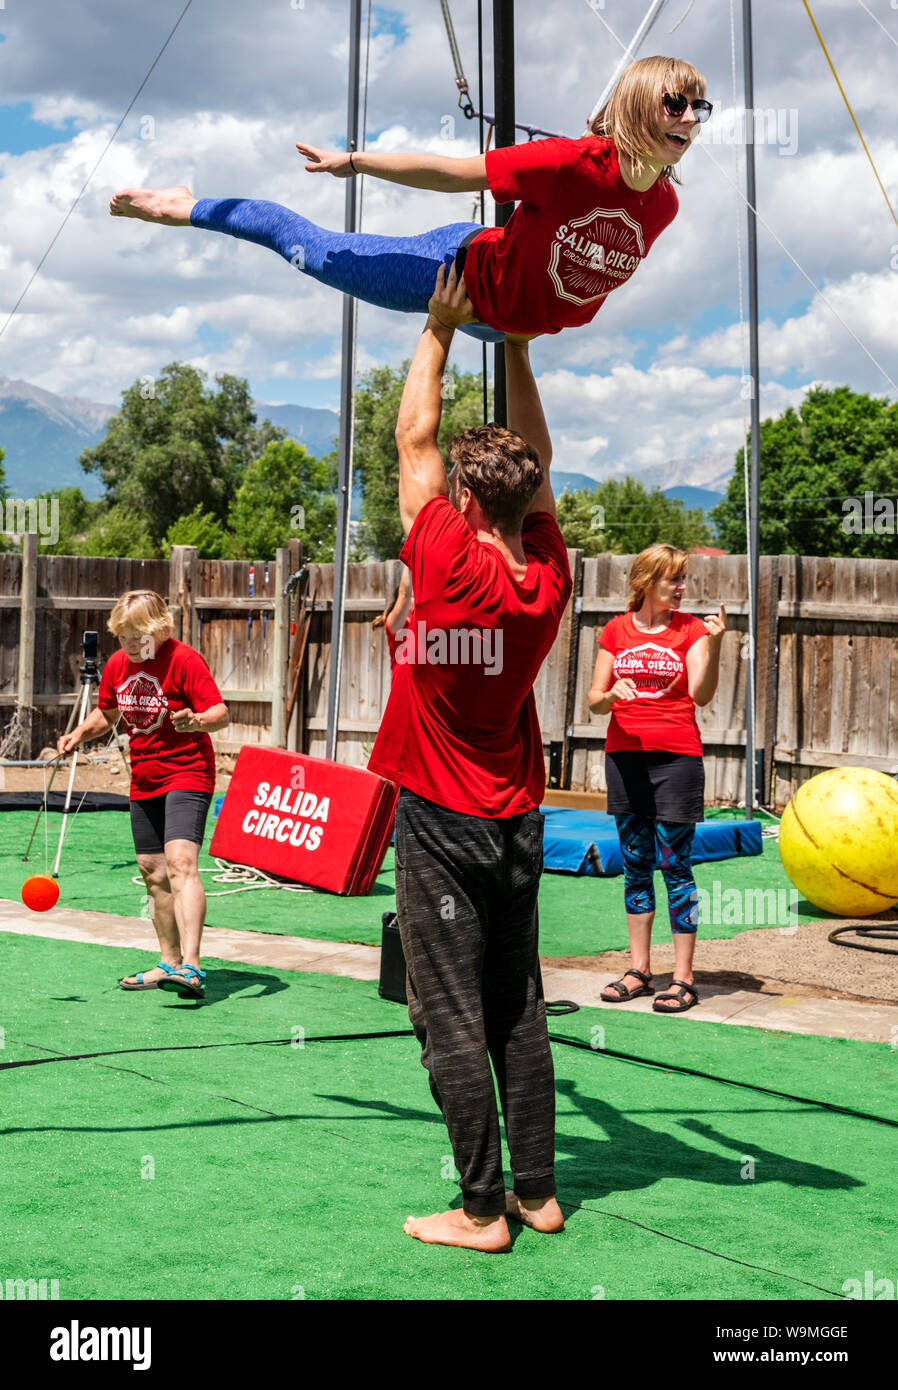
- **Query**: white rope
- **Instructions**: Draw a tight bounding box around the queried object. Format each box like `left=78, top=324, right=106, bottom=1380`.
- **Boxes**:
left=131, top=859, right=316, bottom=899
left=43, top=759, right=50, bottom=872
left=585, top=0, right=668, bottom=127
left=854, top=0, right=898, bottom=51
left=669, top=0, right=695, bottom=32
left=696, top=138, right=898, bottom=395
left=581, top=0, right=628, bottom=50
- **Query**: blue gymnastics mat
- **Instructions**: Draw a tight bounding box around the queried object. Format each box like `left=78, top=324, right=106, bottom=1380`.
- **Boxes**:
left=539, top=807, right=763, bottom=877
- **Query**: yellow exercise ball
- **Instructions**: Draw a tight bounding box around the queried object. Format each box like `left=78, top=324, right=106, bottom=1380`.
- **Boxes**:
left=779, top=767, right=898, bottom=917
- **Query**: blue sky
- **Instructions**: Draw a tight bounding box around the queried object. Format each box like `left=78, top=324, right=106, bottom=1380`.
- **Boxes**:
left=0, top=102, right=76, bottom=155
left=1, top=0, right=896, bottom=488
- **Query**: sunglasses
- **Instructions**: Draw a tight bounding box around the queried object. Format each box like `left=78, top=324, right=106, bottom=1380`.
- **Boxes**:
left=663, top=92, right=713, bottom=123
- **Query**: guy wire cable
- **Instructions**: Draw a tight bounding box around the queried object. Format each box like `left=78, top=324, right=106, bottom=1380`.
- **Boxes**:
left=802, top=0, right=898, bottom=230
left=0, top=0, right=195, bottom=341
left=4, top=1029, right=897, bottom=1132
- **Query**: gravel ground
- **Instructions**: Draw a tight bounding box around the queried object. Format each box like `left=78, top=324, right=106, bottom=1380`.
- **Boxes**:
left=544, top=916, right=898, bottom=1007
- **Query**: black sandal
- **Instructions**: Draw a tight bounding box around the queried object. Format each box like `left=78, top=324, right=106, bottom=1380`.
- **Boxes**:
left=652, top=979, right=699, bottom=1013
left=600, top=969, right=654, bottom=1003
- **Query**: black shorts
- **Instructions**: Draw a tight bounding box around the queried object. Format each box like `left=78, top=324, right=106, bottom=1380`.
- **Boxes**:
left=130, top=789, right=213, bottom=855
left=605, top=751, right=705, bottom=824
left=452, top=227, right=485, bottom=278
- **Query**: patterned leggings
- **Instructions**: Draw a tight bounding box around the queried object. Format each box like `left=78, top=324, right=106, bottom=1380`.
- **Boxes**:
left=614, top=814, right=699, bottom=934
left=189, top=199, right=505, bottom=343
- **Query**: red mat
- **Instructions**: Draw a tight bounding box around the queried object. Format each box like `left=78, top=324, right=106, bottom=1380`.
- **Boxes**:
left=210, top=747, right=398, bottom=895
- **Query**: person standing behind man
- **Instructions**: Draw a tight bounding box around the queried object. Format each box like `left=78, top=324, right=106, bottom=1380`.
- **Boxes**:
left=587, top=546, right=726, bottom=1013
left=368, top=263, right=572, bottom=1253
left=371, top=564, right=414, bottom=683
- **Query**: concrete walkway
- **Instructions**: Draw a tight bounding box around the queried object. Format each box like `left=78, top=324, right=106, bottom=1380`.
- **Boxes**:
left=3, top=898, right=896, bottom=1044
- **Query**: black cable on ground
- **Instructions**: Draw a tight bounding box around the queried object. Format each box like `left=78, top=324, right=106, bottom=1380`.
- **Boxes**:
left=558, top=1200, right=842, bottom=1299
left=828, top=924, right=898, bottom=956
left=7, top=1032, right=853, bottom=1299
left=0, top=1030, right=413, bottom=1071
left=544, top=1032, right=898, bottom=1129
left=4, top=1028, right=896, bottom=1131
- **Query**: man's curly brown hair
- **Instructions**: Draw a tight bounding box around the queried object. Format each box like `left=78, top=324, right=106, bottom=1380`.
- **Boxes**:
left=447, top=424, right=544, bottom=532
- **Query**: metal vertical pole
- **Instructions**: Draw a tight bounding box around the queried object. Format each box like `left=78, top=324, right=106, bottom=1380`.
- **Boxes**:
left=325, top=0, right=362, bottom=763
left=743, top=0, right=761, bottom=817
left=271, top=547, right=290, bottom=749
left=492, top=0, right=514, bottom=427
left=478, top=0, right=488, bottom=426
left=16, top=532, right=37, bottom=760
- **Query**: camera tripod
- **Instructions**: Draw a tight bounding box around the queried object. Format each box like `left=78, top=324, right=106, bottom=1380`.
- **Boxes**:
left=23, top=631, right=131, bottom=874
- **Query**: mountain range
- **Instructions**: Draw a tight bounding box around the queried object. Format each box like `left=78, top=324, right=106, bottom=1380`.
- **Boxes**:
left=0, top=376, right=730, bottom=518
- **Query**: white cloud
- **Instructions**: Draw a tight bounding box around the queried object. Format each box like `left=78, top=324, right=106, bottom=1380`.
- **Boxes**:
left=0, top=0, right=894, bottom=474
left=656, top=268, right=898, bottom=391
left=537, top=362, right=810, bottom=481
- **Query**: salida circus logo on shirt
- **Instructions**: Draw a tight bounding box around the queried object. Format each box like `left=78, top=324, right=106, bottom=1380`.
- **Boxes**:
left=241, top=780, right=329, bottom=852
left=116, top=671, right=169, bottom=733
left=551, top=207, right=646, bottom=305
left=614, top=643, right=684, bottom=699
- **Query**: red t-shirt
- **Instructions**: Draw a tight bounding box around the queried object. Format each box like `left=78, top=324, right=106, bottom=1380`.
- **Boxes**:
left=98, top=637, right=223, bottom=799
left=599, top=611, right=707, bottom=755
left=368, top=498, right=573, bottom=817
left=464, top=135, right=678, bottom=336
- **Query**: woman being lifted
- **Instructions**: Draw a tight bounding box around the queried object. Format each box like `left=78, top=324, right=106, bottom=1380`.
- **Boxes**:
left=110, top=56, right=710, bottom=344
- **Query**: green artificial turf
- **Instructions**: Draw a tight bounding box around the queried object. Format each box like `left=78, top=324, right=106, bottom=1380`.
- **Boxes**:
left=1, top=933, right=895, bottom=1301
left=1, top=808, right=817, bottom=955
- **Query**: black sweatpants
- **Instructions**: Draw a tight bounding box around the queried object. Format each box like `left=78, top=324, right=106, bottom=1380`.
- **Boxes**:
left=394, top=787, right=556, bottom=1217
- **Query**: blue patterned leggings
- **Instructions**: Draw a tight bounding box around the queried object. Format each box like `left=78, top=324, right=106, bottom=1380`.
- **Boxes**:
left=614, top=814, right=698, bottom=934
left=190, top=198, right=505, bottom=343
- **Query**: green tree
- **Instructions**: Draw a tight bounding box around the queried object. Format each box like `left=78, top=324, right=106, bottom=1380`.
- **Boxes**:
left=353, top=360, right=491, bottom=559
left=162, top=505, right=233, bottom=559
left=712, top=385, right=898, bottom=557
left=228, top=437, right=337, bottom=560
left=79, top=504, right=156, bottom=558
left=39, top=486, right=103, bottom=554
left=79, top=362, right=281, bottom=546
left=556, top=476, right=713, bottom=556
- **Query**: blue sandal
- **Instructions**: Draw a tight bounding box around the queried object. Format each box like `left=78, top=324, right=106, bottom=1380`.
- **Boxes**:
left=157, top=965, right=207, bottom=999
left=120, top=961, right=177, bottom=991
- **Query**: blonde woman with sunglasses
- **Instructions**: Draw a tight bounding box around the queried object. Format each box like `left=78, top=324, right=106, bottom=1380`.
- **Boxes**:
left=110, top=56, right=710, bottom=345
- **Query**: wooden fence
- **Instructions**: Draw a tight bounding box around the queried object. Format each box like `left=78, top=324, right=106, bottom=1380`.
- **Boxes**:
left=1, top=539, right=304, bottom=758
left=3, top=541, right=897, bottom=808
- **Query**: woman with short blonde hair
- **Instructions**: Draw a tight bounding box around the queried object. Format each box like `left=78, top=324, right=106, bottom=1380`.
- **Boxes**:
left=588, top=545, right=726, bottom=1013
left=58, top=589, right=229, bottom=999
left=108, top=590, right=173, bottom=646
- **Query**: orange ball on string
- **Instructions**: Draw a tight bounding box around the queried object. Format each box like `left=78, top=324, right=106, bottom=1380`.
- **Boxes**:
left=21, top=875, right=60, bottom=912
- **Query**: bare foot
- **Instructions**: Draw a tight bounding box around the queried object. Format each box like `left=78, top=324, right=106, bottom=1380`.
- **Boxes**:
left=505, top=1191, right=565, bottom=1232
left=403, top=1208, right=511, bottom=1252
left=109, top=186, right=197, bottom=226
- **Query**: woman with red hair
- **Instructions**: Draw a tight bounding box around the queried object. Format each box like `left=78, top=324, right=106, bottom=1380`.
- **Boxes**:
left=588, top=545, right=725, bottom=1014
